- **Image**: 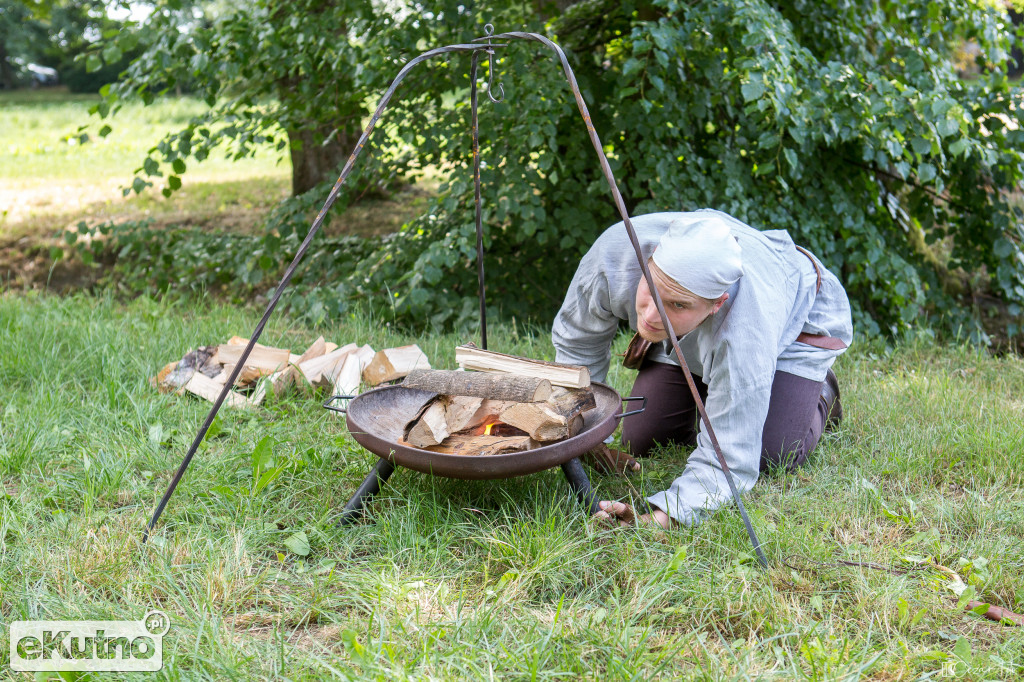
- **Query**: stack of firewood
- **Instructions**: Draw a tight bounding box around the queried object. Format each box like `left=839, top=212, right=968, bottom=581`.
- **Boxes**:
left=151, top=336, right=432, bottom=409
left=399, top=344, right=595, bottom=456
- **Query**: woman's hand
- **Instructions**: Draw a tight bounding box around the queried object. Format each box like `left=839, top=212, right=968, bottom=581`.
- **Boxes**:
left=595, top=500, right=672, bottom=529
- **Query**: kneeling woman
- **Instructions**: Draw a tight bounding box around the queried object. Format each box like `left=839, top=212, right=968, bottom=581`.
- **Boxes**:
left=551, top=210, right=853, bottom=528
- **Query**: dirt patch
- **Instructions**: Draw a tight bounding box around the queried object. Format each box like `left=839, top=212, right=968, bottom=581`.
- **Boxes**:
left=1, top=174, right=434, bottom=294
left=0, top=236, right=105, bottom=292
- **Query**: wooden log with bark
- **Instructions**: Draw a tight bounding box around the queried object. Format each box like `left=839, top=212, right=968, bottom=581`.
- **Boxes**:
left=402, top=369, right=552, bottom=403
left=455, top=344, right=590, bottom=388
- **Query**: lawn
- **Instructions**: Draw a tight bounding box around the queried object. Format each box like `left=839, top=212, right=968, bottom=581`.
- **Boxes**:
left=0, top=90, right=290, bottom=236
left=0, top=292, right=1022, bottom=680
left=1, top=88, right=1023, bottom=681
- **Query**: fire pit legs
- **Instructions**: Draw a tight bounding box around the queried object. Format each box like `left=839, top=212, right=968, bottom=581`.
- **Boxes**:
left=560, top=457, right=599, bottom=515
left=339, top=458, right=396, bottom=525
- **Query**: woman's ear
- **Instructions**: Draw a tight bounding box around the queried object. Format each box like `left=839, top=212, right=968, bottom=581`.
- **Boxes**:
left=712, top=292, right=730, bottom=314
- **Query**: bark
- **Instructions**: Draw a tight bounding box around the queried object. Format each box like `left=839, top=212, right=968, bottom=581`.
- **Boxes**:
left=402, top=369, right=553, bottom=403
left=287, top=123, right=358, bottom=196
left=0, top=42, right=17, bottom=91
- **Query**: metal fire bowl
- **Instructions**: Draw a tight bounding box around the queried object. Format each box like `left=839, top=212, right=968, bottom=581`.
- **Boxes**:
left=341, top=382, right=624, bottom=480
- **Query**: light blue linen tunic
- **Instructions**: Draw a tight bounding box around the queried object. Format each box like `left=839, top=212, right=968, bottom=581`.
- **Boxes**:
left=551, top=210, right=853, bottom=525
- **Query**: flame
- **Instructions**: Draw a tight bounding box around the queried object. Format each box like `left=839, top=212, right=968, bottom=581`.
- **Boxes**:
left=484, top=422, right=496, bottom=436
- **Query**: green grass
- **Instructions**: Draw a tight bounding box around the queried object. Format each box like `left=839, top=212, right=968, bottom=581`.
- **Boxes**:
left=0, top=89, right=290, bottom=246
left=0, top=89, right=287, bottom=184
left=1, top=291, right=1022, bottom=679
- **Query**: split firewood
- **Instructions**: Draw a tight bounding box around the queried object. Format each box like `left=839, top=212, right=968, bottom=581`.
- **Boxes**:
left=455, top=344, right=590, bottom=388
left=402, top=369, right=552, bottom=403
left=404, top=396, right=452, bottom=447
left=498, top=404, right=563, bottom=441
left=152, top=346, right=221, bottom=392
left=353, top=344, right=376, bottom=371
left=422, top=434, right=535, bottom=456
left=330, top=354, right=362, bottom=398
left=217, top=343, right=290, bottom=372
left=221, top=363, right=276, bottom=387
left=490, top=387, right=596, bottom=441
left=249, top=376, right=269, bottom=406
left=271, top=336, right=328, bottom=397
left=151, top=361, right=181, bottom=393
left=444, top=395, right=486, bottom=433
left=180, top=372, right=251, bottom=409
left=363, top=345, right=431, bottom=386
left=458, top=399, right=519, bottom=434
left=299, top=344, right=358, bottom=387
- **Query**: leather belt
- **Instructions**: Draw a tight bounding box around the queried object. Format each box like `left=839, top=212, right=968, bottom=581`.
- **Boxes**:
left=794, top=245, right=847, bottom=350
left=795, top=331, right=848, bottom=350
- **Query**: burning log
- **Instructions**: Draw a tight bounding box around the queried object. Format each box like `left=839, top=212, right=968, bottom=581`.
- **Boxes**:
left=498, top=387, right=596, bottom=441
left=403, top=395, right=494, bottom=447
left=422, top=434, right=534, bottom=456
left=401, top=382, right=597, bottom=454
left=404, top=396, right=453, bottom=447
left=402, top=369, right=552, bottom=403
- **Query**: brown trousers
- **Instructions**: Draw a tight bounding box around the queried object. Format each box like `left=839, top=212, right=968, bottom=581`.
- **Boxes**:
left=621, top=359, right=828, bottom=472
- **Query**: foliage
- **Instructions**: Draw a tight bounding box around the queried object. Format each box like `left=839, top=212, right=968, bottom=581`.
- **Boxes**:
left=91, top=0, right=415, bottom=197
left=0, top=0, right=134, bottom=93
left=64, top=216, right=376, bottom=323
left=326, top=0, right=1024, bottom=340
left=77, top=0, right=1024, bottom=342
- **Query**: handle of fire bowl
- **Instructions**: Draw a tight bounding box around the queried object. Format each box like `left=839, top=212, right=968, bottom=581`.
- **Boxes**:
left=614, top=395, right=647, bottom=420
left=322, top=395, right=357, bottom=415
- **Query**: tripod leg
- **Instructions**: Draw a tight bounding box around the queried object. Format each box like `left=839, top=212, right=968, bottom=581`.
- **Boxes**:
left=339, top=459, right=396, bottom=525
left=560, top=457, right=599, bottom=515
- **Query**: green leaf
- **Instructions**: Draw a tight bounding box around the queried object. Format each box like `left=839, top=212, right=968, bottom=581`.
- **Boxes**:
left=85, top=54, right=102, bottom=73
left=172, top=158, right=187, bottom=174
left=911, top=136, right=931, bottom=155
left=284, top=531, right=310, bottom=557
left=169, top=176, right=182, bottom=190
left=741, top=80, right=765, bottom=102
left=953, top=636, right=971, bottom=664
left=102, top=44, right=123, bottom=64
left=98, top=125, right=112, bottom=138
left=251, top=436, right=275, bottom=476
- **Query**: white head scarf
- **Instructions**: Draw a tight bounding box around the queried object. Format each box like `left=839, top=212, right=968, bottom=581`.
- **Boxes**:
left=651, top=215, right=744, bottom=299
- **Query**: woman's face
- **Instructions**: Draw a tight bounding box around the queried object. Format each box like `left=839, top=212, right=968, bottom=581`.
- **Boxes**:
left=634, top=261, right=726, bottom=343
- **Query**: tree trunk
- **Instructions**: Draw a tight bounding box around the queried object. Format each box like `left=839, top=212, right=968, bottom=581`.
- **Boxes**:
left=0, top=41, right=18, bottom=91
left=287, top=124, right=358, bottom=196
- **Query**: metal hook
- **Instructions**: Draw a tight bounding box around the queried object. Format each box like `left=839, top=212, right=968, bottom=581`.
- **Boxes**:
left=483, top=24, right=505, bottom=103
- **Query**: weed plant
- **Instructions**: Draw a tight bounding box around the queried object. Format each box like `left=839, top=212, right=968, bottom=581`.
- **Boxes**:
left=1, top=292, right=1022, bottom=679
